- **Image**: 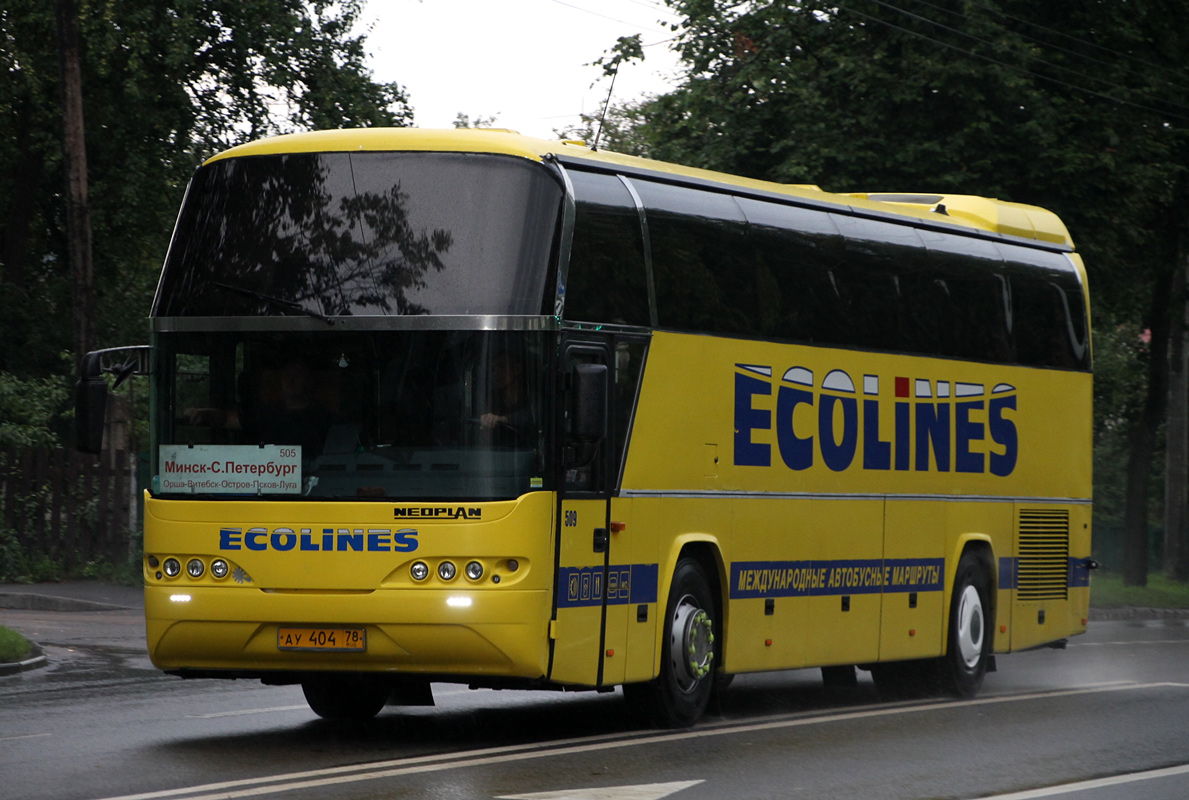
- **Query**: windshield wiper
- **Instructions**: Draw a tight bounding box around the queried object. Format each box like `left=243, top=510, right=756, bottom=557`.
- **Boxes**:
left=209, top=281, right=334, bottom=325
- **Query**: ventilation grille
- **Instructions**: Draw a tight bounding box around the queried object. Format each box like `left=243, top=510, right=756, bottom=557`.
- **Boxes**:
left=1017, top=509, right=1069, bottom=601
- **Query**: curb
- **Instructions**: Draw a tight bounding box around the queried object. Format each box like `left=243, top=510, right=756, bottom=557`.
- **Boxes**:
left=0, top=592, right=134, bottom=613
left=0, top=643, right=47, bottom=677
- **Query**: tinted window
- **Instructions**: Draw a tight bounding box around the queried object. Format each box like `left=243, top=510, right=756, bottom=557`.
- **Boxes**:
left=154, top=329, right=552, bottom=500
left=828, top=215, right=927, bottom=352
left=565, top=172, right=650, bottom=326
left=736, top=198, right=846, bottom=344
left=154, top=153, right=562, bottom=317
left=632, top=181, right=751, bottom=333
left=999, top=244, right=1089, bottom=369
left=918, top=231, right=1013, bottom=362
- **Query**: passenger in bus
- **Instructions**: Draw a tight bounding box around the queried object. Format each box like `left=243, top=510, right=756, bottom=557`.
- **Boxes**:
left=185, top=359, right=333, bottom=457
left=478, top=348, right=535, bottom=448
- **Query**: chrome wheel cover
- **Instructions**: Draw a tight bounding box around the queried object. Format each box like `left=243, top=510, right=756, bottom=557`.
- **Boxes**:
left=669, top=594, right=715, bottom=693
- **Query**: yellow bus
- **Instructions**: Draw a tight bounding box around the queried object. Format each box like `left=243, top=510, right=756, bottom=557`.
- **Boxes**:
left=78, top=128, right=1093, bottom=727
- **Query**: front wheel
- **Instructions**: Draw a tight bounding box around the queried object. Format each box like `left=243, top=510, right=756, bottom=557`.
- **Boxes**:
left=301, top=675, right=390, bottom=722
left=939, top=550, right=993, bottom=697
left=624, top=557, right=719, bottom=728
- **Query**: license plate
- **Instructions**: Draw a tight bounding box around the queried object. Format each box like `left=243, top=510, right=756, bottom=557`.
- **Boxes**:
left=277, top=626, right=366, bottom=652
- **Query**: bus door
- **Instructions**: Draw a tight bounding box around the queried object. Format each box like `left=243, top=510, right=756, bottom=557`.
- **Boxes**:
left=549, top=338, right=616, bottom=687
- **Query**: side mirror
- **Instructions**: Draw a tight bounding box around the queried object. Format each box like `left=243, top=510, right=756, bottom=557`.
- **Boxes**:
left=75, top=351, right=107, bottom=454
left=573, top=362, right=608, bottom=442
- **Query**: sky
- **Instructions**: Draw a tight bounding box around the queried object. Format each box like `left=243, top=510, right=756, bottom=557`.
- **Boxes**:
left=361, top=0, right=686, bottom=140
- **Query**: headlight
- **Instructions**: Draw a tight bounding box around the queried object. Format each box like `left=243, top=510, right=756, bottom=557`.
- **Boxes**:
left=410, top=561, right=429, bottom=581
left=211, top=559, right=229, bottom=579
left=162, top=558, right=181, bottom=578
left=186, top=558, right=205, bottom=578
left=465, top=561, right=484, bottom=581
left=438, top=561, right=457, bottom=581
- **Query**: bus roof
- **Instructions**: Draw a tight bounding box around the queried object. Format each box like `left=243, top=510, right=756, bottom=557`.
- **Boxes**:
left=207, top=128, right=1073, bottom=248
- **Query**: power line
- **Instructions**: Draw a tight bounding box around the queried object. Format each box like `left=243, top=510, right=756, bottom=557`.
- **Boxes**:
left=828, top=1, right=1189, bottom=123
left=957, top=0, right=1189, bottom=86
left=548, top=0, right=671, bottom=34
left=897, top=0, right=1189, bottom=96
left=864, top=0, right=1139, bottom=96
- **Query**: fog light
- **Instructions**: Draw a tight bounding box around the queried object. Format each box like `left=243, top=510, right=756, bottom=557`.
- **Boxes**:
left=507, top=559, right=519, bottom=572
left=465, top=561, right=484, bottom=581
left=162, top=558, right=181, bottom=578
left=211, top=559, right=229, bottom=579
left=438, top=561, right=457, bottom=581
left=186, top=558, right=205, bottom=578
left=410, top=561, right=429, bottom=581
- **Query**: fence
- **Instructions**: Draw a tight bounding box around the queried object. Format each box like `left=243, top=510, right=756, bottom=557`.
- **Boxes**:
left=0, top=447, right=138, bottom=570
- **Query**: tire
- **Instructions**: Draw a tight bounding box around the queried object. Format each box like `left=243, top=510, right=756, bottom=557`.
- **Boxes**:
left=625, top=557, right=719, bottom=728
left=301, top=675, right=390, bottom=722
left=939, top=550, right=993, bottom=698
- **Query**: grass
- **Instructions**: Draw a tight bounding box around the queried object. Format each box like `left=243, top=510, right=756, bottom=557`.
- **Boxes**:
left=1091, top=571, right=1189, bottom=609
left=0, top=626, right=32, bottom=663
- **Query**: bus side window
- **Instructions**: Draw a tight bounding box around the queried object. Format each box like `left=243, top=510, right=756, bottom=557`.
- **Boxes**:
left=920, top=232, right=1011, bottom=362
left=830, top=214, right=925, bottom=353
left=735, top=198, right=845, bottom=345
left=632, top=181, right=751, bottom=334
left=565, top=172, right=650, bottom=326
left=1000, top=245, right=1089, bottom=370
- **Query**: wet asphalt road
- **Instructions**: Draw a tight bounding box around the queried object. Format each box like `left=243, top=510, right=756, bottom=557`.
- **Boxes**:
left=1, top=602, right=1188, bottom=800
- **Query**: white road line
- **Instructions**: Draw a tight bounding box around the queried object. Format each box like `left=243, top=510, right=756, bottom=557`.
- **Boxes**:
left=187, top=705, right=307, bottom=719
left=978, top=763, right=1189, bottom=799
left=0, top=732, right=52, bottom=743
left=1069, top=639, right=1189, bottom=647
left=92, top=682, right=1189, bottom=800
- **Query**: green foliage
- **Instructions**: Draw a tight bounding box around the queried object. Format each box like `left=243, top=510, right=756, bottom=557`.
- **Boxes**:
left=0, top=626, right=32, bottom=663
left=589, top=34, right=645, bottom=79
left=0, top=0, right=412, bottom=446
left=0, top=369, right=72, bottom=448
left=453, top=113, right=500, bottom=129
left=1091, top=570, right=1189, bottom=609
left=80, top=556, right=142, bottom=587
left=554, top=98, right=655, bottom=156
left=0, top=526, right=63, bottom=584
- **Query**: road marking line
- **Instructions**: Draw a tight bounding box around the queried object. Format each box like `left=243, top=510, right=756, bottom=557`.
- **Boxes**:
left=0, top=732, right=52, bottom=743
left=187, top=705, right=307, bottom=719
left=1070, top=639, right=1189, bottom=647
left=92, top=682, right=1189, bottom=800
left=497, top=780, right=704, bottom=799
left=978, top=763, right=1189, bottom=798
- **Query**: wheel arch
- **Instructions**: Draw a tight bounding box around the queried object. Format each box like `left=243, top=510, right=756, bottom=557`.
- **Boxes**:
left=945, top=535, right=997, bottom=655
left=650, top=534, right=727, bottom=676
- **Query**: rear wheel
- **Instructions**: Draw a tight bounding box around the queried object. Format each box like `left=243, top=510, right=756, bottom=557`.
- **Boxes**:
left=625, top=557, right=718, bottom=728
left=873, top=549, right=993, bottom=700
left=939, top=550, right=993, bottom=697
left=301, top=675, right=390, bottom=721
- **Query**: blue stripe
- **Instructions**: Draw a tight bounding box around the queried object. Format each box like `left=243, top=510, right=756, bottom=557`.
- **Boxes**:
left=999, top=556, right=1016, bottom=590
left=999, top=556, right=1091, bottom=589
left=729, top=558, right=944, bottom=599
left=556, top=564, right=659, bottom=609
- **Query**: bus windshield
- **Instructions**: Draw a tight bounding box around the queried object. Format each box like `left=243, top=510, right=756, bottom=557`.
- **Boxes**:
left=152, top=329, right=551, bottom=501
left=152, top=152, right=562, bottom=318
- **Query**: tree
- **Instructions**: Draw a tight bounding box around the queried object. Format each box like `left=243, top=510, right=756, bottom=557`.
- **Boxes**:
left=0, top=0, right=412, bottom=388
left=624, top=0, right=1189, bottom=581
